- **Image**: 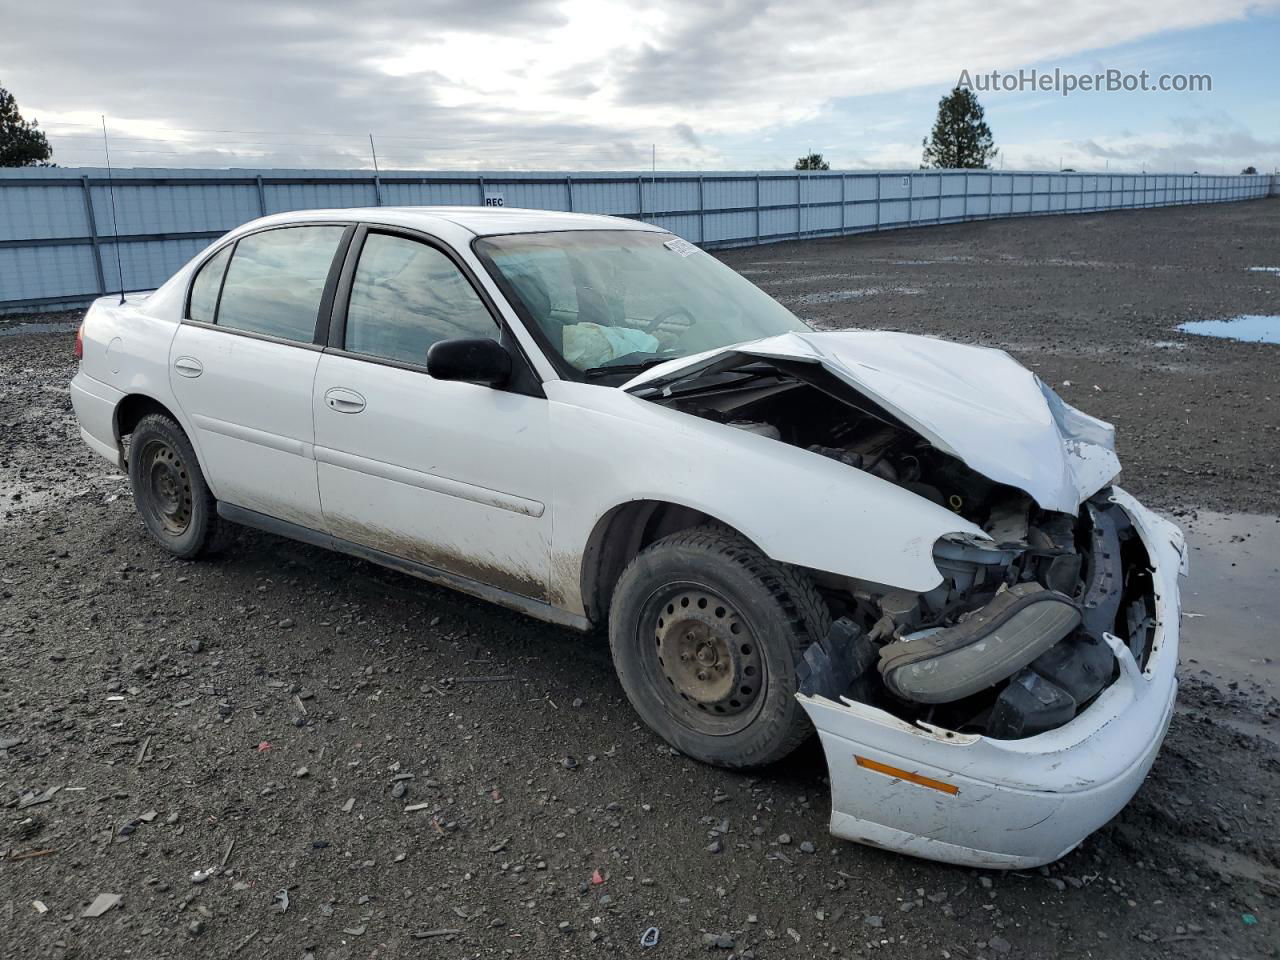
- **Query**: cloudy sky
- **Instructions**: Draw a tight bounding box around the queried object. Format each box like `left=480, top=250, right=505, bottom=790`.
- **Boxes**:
left=2, top=0, right=1277, bottom=173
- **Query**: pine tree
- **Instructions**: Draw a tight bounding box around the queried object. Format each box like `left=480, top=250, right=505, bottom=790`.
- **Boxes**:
left=0, top=84, right=53, bottom=167
left=921, top=87, right=996, bottom=170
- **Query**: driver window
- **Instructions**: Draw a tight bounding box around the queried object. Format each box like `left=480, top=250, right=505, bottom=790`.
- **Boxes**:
left=345, top=234, right=498, bottom=365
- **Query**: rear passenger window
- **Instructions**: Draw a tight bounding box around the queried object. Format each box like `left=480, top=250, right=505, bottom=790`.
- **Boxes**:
left=188, top=245, right=231, bottom=323
left=216, top=227, right=344, bottom=342
left=344, top=233, right=498, bottom=365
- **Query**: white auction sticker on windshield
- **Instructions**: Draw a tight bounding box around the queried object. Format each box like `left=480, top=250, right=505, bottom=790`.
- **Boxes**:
left=663, top=237, right=699, bottom=257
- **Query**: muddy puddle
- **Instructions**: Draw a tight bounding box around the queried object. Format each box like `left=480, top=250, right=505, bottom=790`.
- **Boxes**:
left=1176, top=510, right=1280, bottom=692
left=1178, top=315, right=1280, bottom=344
left=0, top=471, right=128, bottom=527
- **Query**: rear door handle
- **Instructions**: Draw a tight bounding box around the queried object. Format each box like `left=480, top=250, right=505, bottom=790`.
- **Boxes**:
left=174, top=356, right=203, bottom=378
left=324, top=387, right=366, bottom=414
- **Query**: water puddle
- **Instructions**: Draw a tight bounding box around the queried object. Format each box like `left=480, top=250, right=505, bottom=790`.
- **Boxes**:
left=1177, top=316, right=1280, bottom=344
left=790, top=286, right=923, bottom=305
left=1176, top=510, right=1280, bottom=692
left=1039, top=257, right=1114, bottom=268
left=879, top=256, right=978, bottom=266
left=758, top=273, right=875, bottom=286
left=0, top=321, right=79, bottom=337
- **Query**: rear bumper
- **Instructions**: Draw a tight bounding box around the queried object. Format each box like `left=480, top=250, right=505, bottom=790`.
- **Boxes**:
left=799, top=487, right=1185, bottom=868
left=70, top=370, right=125, bottom=470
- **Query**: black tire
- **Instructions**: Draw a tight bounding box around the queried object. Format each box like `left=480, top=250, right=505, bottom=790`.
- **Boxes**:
left=127, top=413, right=233, bottom=559
left=608, top=526, right=831, bottom=769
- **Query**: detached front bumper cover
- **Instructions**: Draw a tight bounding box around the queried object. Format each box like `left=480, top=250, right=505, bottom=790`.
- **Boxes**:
left=797, top=487, right=1184, bottom=868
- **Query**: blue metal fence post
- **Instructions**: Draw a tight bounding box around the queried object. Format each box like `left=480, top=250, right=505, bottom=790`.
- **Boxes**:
left=755, top=174, right=762, bottom=243
left=255, top=175, right=267, bottom=216
left=840, top=174, right=847, bottom=234
left=874, top=173, right=881, bottom=230
left=477, top=176, right=485, bottom=207
left=796, top=173, right=803, bottom=239
left=80, top=175, right=107, bottom=295
left=566, top=175, right=575, bottom=212
left=637, top=175, right=644, bottom=220
left=698, top=175, right=705, bottom=244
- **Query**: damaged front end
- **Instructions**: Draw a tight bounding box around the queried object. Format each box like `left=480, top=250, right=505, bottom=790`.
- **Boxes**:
left=628, top=331, right=1185, bottom=867
left=794, top=488, right=1183, bottom=869
left=628, top=332, right=1163, bottom=741
left=801, top=495, right=1159, bottom=742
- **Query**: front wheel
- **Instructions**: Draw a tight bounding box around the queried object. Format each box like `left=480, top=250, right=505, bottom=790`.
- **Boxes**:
left=127, top=413, right=233, bottom=559
left=608, top=527, right=831, bottom=768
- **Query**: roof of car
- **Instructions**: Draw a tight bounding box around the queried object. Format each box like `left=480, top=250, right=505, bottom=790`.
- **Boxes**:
left=246, top=206, right=669, bottom=238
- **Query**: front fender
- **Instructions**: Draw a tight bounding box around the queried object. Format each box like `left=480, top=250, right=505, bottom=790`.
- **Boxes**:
left=546, top=382, right=985, bottom=614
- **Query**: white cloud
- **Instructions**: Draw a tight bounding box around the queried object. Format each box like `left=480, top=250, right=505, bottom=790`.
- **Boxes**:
left=2, top=0, right=1276, bottom=170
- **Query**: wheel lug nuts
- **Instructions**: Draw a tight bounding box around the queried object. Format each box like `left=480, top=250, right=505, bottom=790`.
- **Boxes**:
left=696, top=671, right=707, bottom=681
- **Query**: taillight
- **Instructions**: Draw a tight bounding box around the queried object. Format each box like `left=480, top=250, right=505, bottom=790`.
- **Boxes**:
left=74, top=322, right=84, bottom=359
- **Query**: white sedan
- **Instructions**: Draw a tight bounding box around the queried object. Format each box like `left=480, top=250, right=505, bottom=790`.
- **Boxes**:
left=70, top=206, right=1185, bottom=868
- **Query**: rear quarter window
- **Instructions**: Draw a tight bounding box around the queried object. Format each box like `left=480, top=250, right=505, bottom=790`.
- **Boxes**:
left=187, top=245, right=231, bottom=323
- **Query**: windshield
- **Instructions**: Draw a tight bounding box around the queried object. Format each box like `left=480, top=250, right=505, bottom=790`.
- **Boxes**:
left=473, top=230, right=811, bottom=378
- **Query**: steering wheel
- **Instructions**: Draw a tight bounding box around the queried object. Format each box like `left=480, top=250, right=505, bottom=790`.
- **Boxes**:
left=646, top=306, right=696, bottom=347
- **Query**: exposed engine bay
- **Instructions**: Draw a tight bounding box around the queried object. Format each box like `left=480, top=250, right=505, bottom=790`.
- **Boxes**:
left=642, top=359, right=1158, bottom=740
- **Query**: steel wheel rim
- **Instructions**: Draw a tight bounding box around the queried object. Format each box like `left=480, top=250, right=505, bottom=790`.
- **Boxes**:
left=639, top=582, right=767, bottom=737
left=141, top=440, right=192, bottom=535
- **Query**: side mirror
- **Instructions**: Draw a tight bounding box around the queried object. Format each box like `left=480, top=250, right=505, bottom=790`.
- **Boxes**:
left=426, top=338, right=512, bottom=387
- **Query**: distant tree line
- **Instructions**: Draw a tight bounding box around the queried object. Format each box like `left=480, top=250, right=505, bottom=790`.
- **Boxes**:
left=793, top=87, right=999, bottom=173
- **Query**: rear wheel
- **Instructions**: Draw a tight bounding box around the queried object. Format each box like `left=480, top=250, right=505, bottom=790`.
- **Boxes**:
left=127, top=413, right=233, bottom=559
left=608, top=526, right=830, bottom=768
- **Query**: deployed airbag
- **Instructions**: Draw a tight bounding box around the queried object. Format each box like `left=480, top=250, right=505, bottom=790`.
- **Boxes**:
left=878, top=583, right=1081, bottom=704
left=562, top=322, right=659, bottom=368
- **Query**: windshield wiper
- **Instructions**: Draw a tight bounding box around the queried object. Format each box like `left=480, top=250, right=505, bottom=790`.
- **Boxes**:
left=583, top=357, right=673, bottom=378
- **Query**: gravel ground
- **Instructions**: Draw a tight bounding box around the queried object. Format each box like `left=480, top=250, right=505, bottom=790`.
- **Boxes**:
left=1, top=199, right=1278, bottom=960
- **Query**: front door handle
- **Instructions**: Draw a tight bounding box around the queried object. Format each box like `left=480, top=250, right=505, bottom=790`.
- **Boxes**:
left=174, top=356, right=203, bottom=378
left=324, top=387, right=366, bottom=414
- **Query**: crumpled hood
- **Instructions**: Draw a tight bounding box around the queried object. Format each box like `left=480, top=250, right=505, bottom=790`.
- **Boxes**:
left=623, top=331, right=1120, bottom=514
